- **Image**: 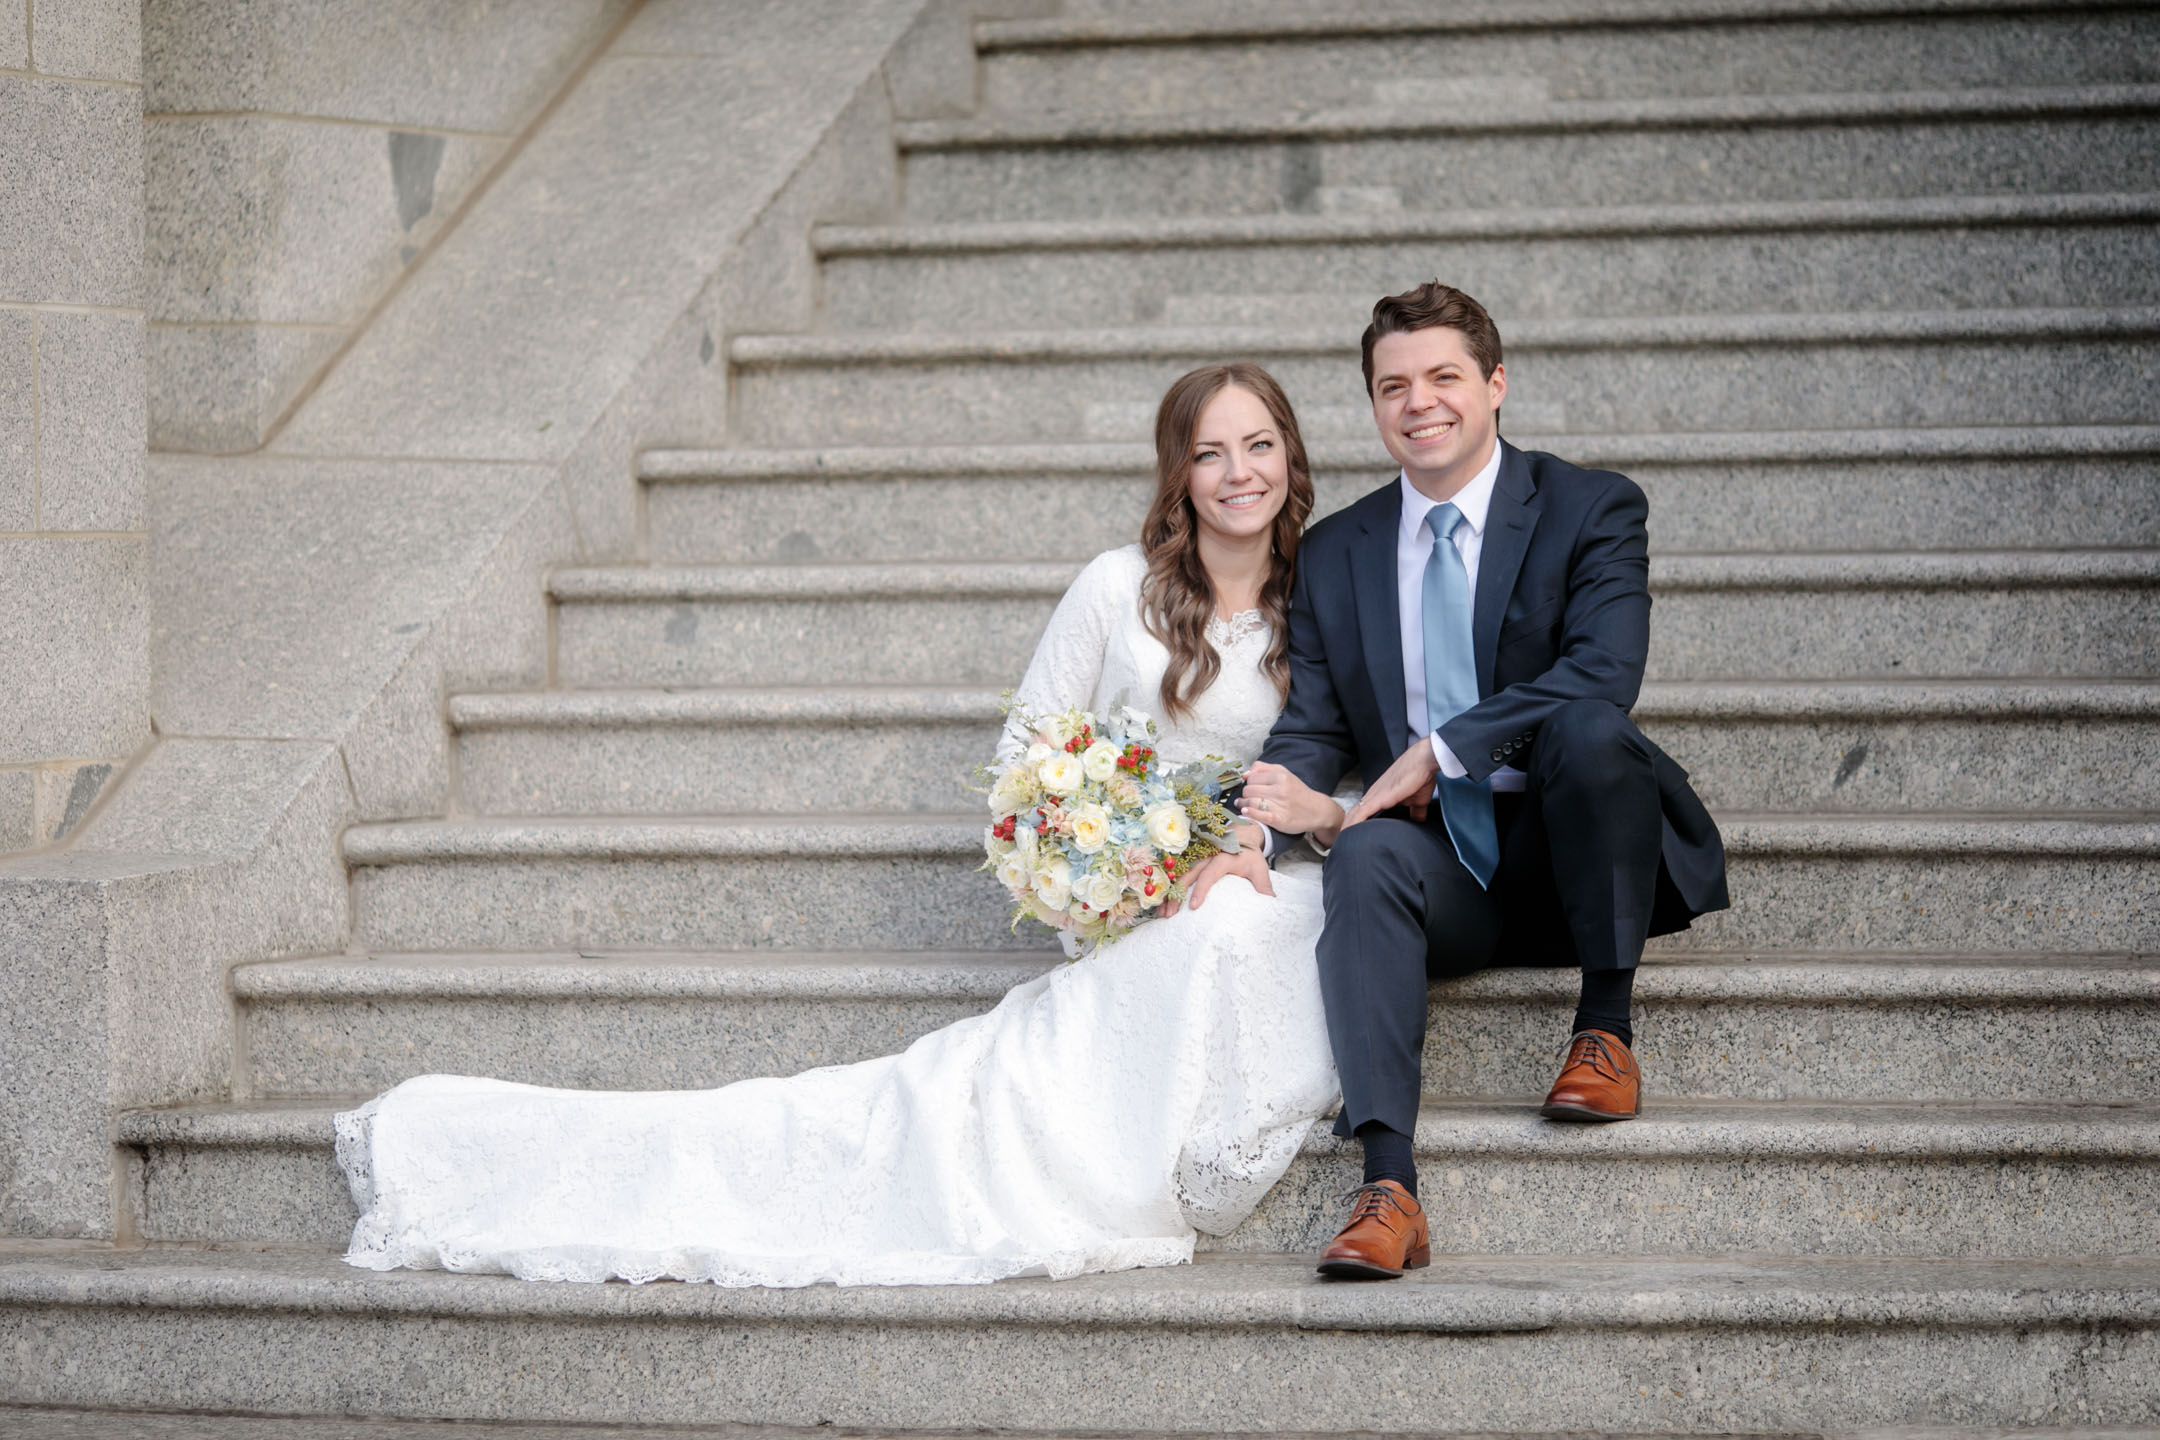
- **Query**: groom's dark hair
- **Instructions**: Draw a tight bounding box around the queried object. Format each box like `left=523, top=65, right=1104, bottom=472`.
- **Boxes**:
left=1361, top=282, right=1502, bottom=394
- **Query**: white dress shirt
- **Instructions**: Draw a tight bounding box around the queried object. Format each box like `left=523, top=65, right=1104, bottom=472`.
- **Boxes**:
left=1396, top=441, right=1526, bottom=792
left=1262, top=440, right=1522, bottom=858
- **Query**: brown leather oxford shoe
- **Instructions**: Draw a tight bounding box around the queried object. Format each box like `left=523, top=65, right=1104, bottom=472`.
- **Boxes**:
left=1316, top=1179, right=1430, bottom=1280
left=1540, top=1029, right=1641, bottom=1122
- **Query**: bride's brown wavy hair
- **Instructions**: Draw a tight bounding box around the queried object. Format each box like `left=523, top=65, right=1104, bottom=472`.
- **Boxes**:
left=1141, top=363, right=1314, bottom=720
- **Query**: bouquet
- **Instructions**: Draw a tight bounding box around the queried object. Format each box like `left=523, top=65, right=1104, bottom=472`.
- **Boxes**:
left=981, top=702, right=1245, bottom=948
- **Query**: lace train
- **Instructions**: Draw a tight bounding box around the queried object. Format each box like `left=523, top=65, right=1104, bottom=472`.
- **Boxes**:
left=336, top=868, right=1335, bottom=1287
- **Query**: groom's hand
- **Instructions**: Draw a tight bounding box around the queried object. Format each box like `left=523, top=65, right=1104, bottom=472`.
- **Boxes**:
left=1340, top=740, right=1441, bottom=829
left=1173, top=822, right=1275, bottom=915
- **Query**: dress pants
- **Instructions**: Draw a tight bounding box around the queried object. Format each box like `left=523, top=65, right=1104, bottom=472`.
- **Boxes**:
left=1318, top=698, right=1664, bottom=1138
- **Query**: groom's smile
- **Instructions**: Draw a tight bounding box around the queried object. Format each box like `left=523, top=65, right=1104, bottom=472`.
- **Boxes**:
left=1370, top=325, right=1506, bottom=502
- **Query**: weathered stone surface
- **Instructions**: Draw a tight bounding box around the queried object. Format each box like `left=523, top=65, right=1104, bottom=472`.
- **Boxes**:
left=231, top=951, right=2160, bottom=1105
left=146, top=322, right=344, bottom=453
left=148, top=455, right=559, bottom=740
left=0, top=537, right=148, bottom=765
left=0, top=2, right=23, bottom=70
left=0, top=859, right=129, bottom=1235
left=728, top=319, right=2160, bottom=446
left=2, top=1248, right=2159, bottom=1431
left=0, top=771, right=33, bottom=852
left=977, top=9, right=2160, bottom=116
left=644, top=428, right=2160, bottom=559
left=271, top=0, right=928, bottom=465
left=819, top=204, right=2160, bottom=332
left=901, top=105, right=2160, bottom=223
left=0, top=310, right=31, bottom=530
left=33, top=760, right=119, bottom=846
left=112, top=1095, right=2160, bottom=1257
left=454, top=688, right=1000, bottom=815
left=145, top=118, right=503, bottom=325
left=0, top=76, right=143, bottom=308
left=141, top=0, right=626, bottom=131
left=0, top=735, right=352, bottom=1238
left=347, top=820, right=1042, bottom=953
left=37, top=310, right=145, bottom=532
left=29, top=0, right=141, bottom=84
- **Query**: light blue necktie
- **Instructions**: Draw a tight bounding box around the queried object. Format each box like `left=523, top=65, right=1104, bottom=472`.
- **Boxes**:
left=1423, top=503, right=1499, bottom=888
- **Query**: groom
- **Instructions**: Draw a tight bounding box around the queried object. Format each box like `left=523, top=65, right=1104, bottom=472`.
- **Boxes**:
left=1242, top=282, right=1728, bottom=1278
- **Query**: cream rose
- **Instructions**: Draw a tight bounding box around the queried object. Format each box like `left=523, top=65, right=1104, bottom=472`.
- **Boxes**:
left=990, top=765, right=1035, bottom=815
left=1144, top=802, right=1191, bottom=853
left=1013, top=822, right=1037, bottom=855
left=994, top=850, right=1033, bottom=893
left=1031, top=858, right=1072, bottom=910
left=1068, top=802, right=1112, bottom=853
left=1024, top=741, right=1053, bottom=766
left=1078, top=867, right=1125, bottom=912
left=1081, top=739, right=1122, bottom=784
left=1038, top=752, right=1084, bottom=795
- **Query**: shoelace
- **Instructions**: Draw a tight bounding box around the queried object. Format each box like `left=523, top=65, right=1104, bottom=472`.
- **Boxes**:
left=1336, top=1182, right=1416, bottom=1225
left=1556, top=1029, right=1631, bottom=1084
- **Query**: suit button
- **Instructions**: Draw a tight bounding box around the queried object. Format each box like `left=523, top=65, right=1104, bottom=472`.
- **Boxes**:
left=1490, top=750, right=1504, bottom=763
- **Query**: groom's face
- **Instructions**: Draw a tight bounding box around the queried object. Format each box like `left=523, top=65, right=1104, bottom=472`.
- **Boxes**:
left=1369, top=326, right=1505, bottom=494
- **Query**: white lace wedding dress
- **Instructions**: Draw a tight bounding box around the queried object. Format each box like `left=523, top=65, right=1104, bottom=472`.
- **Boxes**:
left=335, top=544, right=1339, bottom=1287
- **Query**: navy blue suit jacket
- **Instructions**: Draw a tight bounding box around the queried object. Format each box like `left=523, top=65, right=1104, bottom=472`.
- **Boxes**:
left=1258, top=439, right=1728, bottom=926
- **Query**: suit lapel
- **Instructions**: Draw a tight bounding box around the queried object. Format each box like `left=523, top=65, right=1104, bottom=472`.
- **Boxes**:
left=1473, top=441, right=1540, bottom=696
left=1349, top=486, right=1410, bottom=752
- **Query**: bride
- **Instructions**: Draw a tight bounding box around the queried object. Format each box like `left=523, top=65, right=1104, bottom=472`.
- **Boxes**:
left=335, top=363, right=1351, bottom=1287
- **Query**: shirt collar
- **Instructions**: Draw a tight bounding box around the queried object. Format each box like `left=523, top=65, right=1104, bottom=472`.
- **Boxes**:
left=1397, top=437, right=1505, bottom=544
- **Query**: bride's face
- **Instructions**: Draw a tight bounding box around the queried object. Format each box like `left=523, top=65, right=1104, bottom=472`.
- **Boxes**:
left=1184, top=385, right=1290, bottom=544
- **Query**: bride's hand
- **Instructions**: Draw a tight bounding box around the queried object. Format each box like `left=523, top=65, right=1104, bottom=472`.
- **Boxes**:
left=1236, top=762, right=1346, bottom=847
left=1162, top=822, right=1273, bottom=917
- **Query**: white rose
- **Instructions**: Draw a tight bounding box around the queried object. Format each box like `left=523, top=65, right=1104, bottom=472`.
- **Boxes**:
left=1013, top=823, right=1037, bottom=855
left=1032, top=858, right=1072, bottom=911
left=989, top=774, right=1028, bottom=815
left=1137, top=874, right=1167, bottom=908
left=1038, top=752, right=1084, bottom=794
left=995, top=850, right=1033, bottom=893
left=1079, top=868, right=1125, bottom=912
left=1144, top=802, right=1191, bottom=853
left=1068, top=802, right=1112, bottom=853
left=1081, top=739, right=1121, bottom=784
left=1024, top=742, right=1053, bottom=766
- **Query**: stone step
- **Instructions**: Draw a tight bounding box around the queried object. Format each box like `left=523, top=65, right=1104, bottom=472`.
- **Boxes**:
left=549, top=551, right=2160, bottom=688
left=341, top=814, right=2160, bottom=953
left=815, top=192, right=2160, bottom=332
left=448, top=681, right=2160, bottom=816
left=725, top=309, right=2160, bottom=446
left=113, top=1096, right=2160, bottom=1258
left=897, top=84, right=2160, bottom=222
left=231, top=949, right=2160, bottom=1104
left=972, top=2, right=2160, bottom=119
left=6, top=1248, right=2157, bottom=1432
left=639, top=427, right=2160, bottom=563
left=0, top=1417, right=2135, bottom=1440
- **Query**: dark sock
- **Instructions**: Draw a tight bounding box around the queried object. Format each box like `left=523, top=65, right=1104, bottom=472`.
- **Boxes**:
left=1573, top=966, right=1636, bottom=1048
left=1354, top=1120, right=1416, bottom=1197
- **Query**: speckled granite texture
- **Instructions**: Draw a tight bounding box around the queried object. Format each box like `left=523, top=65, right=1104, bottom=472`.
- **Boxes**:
left=2, top=1249, right=2158, bottom=1430
left=115, top=1097, right=2160, bottom=1256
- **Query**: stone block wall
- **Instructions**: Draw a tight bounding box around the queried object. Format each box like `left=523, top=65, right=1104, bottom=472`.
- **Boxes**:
left=142, top=0, right=631, bottom=453
left=0, top=0, right=150, bottom=854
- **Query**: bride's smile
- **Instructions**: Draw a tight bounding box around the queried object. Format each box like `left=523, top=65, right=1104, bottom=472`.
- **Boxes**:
left=1186, top=384, right=1292, bottom=546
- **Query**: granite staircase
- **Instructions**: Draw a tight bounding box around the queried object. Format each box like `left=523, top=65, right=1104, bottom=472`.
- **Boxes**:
left=15, top=0, right=2160, bottom=1433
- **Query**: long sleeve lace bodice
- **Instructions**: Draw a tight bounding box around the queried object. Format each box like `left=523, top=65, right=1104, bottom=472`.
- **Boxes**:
left=1003, top=546, right=1283, bottom=767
